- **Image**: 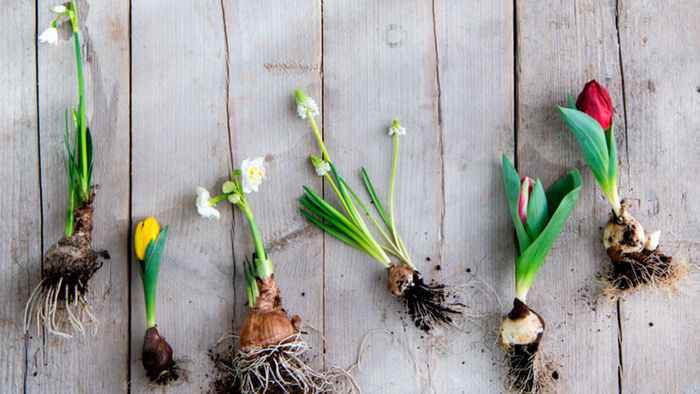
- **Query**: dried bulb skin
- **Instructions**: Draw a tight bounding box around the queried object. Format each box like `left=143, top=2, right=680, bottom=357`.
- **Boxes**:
left=142, top=326, right=178, bottom=384
left=386, top=264, right=414, bottom=296
left=500, top=298, right=545, bottom=350
left=239, top=275, right=300, bottom=353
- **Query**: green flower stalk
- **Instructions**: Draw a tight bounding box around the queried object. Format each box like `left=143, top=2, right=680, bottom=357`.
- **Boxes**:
left=134, top=218, right=178, bottom=384
left=558, top=80, right=686, bottom=296
left=24, top=0, right=108, bottom=339
left=500, top=154, right=582, bottom=393
left=197, top=158, right=336, bottom=393
left=294, top=90, right=461, bottom=332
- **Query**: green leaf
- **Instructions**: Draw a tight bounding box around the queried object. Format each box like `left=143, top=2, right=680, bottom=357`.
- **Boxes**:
left=557, top=106, right=610, bottom=189
left=525, top=179, right=547, bottom=239
left=567, top=92, right=576, bottom=109
left=361, top=168, right=391, bottom=229
left=544, top=169, right=582, bottom=216
left=515, top=170, right=582, bottom=297
left=502, top=154, right=531, bottom=254
left=142, top=226, right=168, bottom=325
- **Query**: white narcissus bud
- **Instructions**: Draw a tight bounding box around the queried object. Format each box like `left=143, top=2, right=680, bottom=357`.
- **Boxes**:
left=195, top=187, right=221, bottom=220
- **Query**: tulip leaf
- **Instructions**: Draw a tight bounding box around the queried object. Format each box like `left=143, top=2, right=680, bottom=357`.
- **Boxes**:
left=502, top=154, right=531, bottom=254
left=515, top=170, right=582, bottom=300
left=567, top=92, right=577, bottom=110
left=525, top=179, right=548, bottom=240
left=557, top=106, right=611, bottom=190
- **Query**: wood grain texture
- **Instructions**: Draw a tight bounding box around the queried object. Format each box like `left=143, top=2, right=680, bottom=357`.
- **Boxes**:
left=130, top=1, right=233, bottom=391
left=0, top=1, right=38, bottom=392
left=322, top=1, right=444, bottom=392
left=515, top=1, right=623, bottom=392
left=433, top=0, right=515, bottom=391
left=221, top=0, right=324, bottom=369
left=616, top=1, right=700, bottom=392
left=27, top=1, right=130, bottom=392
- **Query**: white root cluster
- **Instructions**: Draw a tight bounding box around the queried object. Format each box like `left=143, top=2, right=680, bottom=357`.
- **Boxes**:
left=23, top=278, right=98, bottom=339
left=225, top=333, right=338, bottom=394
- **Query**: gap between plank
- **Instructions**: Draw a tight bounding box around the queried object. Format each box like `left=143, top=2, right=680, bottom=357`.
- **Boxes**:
left=127, top=0, right=134, bottom=391
left=431, top=0, right=445, bottom=282
left=512, top=0, right=519, bottom=169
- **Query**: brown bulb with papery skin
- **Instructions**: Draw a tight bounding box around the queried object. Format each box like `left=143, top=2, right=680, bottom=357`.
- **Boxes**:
left=239, top=275, right=300, bottom=353
left=387, top=264, right=414, bottom=297
left=142, top=326, right=176, bottom=382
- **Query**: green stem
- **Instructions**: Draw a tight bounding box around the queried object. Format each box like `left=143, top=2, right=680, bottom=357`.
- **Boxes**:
left=237, top=200, right=273, bottom=278
left=145, top=288, right=156, bottom=328
left=210, top=193, right=229, bottom=205
left=309, top=114, right=331, bottom=163
left=389, top=134, right=399, bottom=242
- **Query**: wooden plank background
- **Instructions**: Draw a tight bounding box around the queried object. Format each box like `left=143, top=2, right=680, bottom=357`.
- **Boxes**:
left=2, top=0, right=698, bottom=392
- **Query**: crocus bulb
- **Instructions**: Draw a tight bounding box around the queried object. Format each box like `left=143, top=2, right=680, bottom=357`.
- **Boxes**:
left=241, top=157, right=266, bottom=193
left=196, top=187, right=221, bottom=220
left=134, top=217, right=161, bottom=261
left=518, top=177, right=535, bottom=226
left=576, top=80, right=613, bottom=130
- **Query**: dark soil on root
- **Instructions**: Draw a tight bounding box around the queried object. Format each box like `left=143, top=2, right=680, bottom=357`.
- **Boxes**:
left=608, top=248, right=674, bottom=291
left=401, top=271, right=462, bottom=332
left=41, top=198, right=109, bottom=301
left=507, top=343, right=540, bottom=393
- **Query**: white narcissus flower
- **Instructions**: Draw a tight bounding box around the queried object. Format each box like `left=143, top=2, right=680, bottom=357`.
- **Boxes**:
left=388, top=119, right=406, bottom=136
left=39, top=27, right=59, bottom=45
left=241, top=157, right=266, bottom=193
left=51, top=5, right=67, bottom=13
left=196, top=187, right=221, bottom=220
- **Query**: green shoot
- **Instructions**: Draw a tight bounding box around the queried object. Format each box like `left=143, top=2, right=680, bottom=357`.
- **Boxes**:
left=138, top=226, right=169, bottom=328
left=502, top=155, right=582, bottom=301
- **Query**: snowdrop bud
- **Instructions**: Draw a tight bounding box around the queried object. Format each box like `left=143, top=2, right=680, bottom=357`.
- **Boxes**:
left=388, top=119, right=406, bottom=136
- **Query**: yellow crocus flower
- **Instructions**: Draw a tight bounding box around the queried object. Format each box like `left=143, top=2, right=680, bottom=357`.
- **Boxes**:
left=134, top=217, right=160, bottom=261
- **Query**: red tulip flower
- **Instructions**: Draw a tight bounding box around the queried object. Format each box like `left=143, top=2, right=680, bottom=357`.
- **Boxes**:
left=576, top=80, right=613, bottom=130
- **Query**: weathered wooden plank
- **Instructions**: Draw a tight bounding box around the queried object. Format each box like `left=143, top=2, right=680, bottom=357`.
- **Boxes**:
left=433, top=0, right=515, bottom=391
left=0, top=1, right=38, bottom=392
left=616, top=1, right=700, bottom=392
left=516, top=1, right=622, bottom=392
left=130, top=1, right=233, bottom=391
left=322, top=1, right=444, bottom=392
left=222, top=0, right=324, bottom=369
left=26, top=1, right=130, bottom=392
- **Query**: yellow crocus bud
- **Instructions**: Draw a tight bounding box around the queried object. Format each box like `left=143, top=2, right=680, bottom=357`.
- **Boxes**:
left=135, top=217, right=160, bottom=261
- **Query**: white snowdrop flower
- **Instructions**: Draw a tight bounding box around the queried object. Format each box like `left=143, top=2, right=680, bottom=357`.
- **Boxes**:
left=196, top=187, right=221, bottom=220
left=39, top=27, right=59, bottom=45
left=388, top=119, right=406, bottom=136
left=294, top=89, right=319, bottom=119
left=51, top=5, right=67, bottom=13
left=241, top=157, right=266, bottom=193
left=310, top=155, right=331, bottom=176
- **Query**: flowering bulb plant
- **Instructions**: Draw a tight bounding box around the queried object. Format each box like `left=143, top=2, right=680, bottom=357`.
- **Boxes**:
left=133, top=218, right=178, bottom=384
left=24, top=1, right=109, bottom=339
left=558, top=80, right=686, bottom=296
left=500, top=154, right=581, bottom=392
left=197, top=159, right=336, bottom=393
left=295, top=90, right=461, bottom=332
